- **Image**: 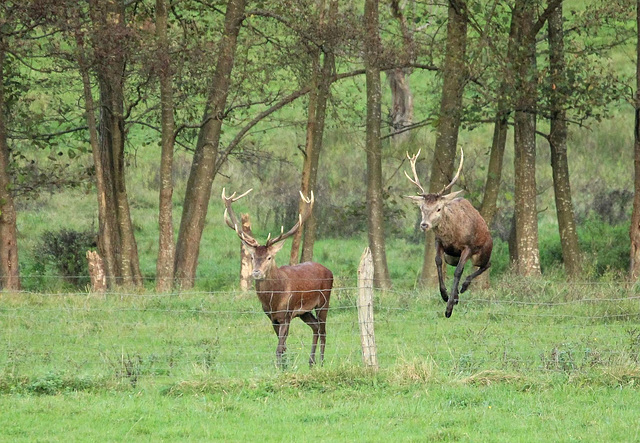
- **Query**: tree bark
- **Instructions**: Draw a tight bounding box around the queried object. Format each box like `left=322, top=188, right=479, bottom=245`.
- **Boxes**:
left=75, top=30, right=118, bottom=288
left=0, top=42, right=20, bottom=291
left=89, top=0, right=143, bottom=287
left=240, top=213, right=253, bottom=292
left=364, top=0, right=392, bottom=289
left=290, top=0, right=336, bottom=265
left=174, top=0, right=246, bottom=289
left=512, top=0, right=541, bottom=277
left=548, top=3, right=582, bottom=279
left=420, top=0, right=468, bottom=287
left=387, top=68, right=414, bottom=144
left=155, top=0, right=176, bottom=292
left=631, top=0, right=640, bottom=281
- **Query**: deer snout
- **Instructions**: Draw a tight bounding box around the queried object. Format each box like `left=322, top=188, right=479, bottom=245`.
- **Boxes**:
left=420, top=221, right=432, bottom=231
left=252, top=269, right=266, bottom=280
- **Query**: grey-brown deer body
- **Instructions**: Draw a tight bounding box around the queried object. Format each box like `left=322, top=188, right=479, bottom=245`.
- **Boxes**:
left=222, top=188, right=333, bottom=368
left=405, top=148, right=493, bottom=318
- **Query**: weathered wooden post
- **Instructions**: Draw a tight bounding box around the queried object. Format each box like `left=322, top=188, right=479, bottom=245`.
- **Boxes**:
left=357, top=247, right=378, bottom=369
left=86, top=250, right=106, bottom=293
left=239, top=213, right=253, bottom=292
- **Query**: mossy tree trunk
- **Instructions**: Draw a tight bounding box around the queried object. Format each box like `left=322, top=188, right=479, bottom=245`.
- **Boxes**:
left=155, top=0, right=176, bottom=292
left=420, top=0, right=468, bottom=288
left=630, top=0, right=640, bottom=281
left=0, top=42, right=20, bottom=291
left=173, top=0, right=246, bottom=289
left=364, top=0, right=391, bottom=289
left=548, top=3, right=582, bottom=279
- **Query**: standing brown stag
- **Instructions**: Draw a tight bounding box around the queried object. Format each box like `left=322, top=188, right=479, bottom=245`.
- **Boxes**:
left=405, top=148, right=493, bottom=318
left=222, top=188, right=333, bottom=368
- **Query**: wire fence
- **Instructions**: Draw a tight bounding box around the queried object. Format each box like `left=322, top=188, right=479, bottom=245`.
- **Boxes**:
left=2, top=279, right=640, bottom=384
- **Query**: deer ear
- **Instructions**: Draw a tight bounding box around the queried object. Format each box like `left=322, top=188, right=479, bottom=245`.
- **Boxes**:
left=443, top=190, right=464, bottom=202
left=268, top=241, right=285, bottom=255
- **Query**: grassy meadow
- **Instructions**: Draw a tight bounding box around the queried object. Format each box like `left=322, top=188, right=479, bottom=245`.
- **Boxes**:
left=2, top=281, right=640, bottom=441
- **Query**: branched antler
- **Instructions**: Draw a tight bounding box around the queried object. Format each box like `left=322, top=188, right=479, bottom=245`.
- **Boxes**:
left=265, top=191, right=314, bottom=247
left=404, top=148, right=425, bottom=195
left=221, top=188, right=259, bottom=247
left=440, top=147, right=464, bottom=195
left=222, top=188, right=315, bottom=248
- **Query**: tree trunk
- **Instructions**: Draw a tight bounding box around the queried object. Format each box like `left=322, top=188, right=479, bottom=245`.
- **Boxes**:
left=548, top=3, right=582, bottom=279
left=387, top=0, right=414, bottom=145
left=0, top=43, right=20, bottom=291
left=512, top=0, right=541, bottom=277
left=631, top=0, right=640, bottom=281
left=88, top=0, right=143, bottom=287
left=387, top=68, right=414, bottom=144
left=174, top=0, right=246, bottom=289
left=290, top=0, right=336, bottom=265
left=240, top=213, right=253, bottom=292
left=75, top=31, right=118, bottom=287
left=420, top=0, right=468, bottom=287
left=155, top=0, right=176, bottom=292
left=364, top=0, right=392, bottom=289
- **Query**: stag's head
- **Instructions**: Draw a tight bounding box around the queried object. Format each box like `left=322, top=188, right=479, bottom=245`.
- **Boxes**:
left=404, top=148, right=464, bottom=231
left=221, top=188, right=314, bottom=280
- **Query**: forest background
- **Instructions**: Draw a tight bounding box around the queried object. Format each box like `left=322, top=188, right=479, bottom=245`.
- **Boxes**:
left=0, top=0, right=637, bottom=292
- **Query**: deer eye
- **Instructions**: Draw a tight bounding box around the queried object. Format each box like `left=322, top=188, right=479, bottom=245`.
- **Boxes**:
left=267, top=256, right=272, bottom=261
left=437, top=208, right=441, bottom=212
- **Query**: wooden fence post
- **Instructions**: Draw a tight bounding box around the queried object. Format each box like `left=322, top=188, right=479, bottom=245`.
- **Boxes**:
left=357, top=247, right=378, bottom=369
left=239, top=213, right=253, bottom=292
left=86, top=250, right=106, bottom=293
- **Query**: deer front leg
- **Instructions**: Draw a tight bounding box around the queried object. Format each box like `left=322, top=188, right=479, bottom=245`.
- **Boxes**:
left=276, top=321, right=290, bottom=369
left=435, top=241, right=448, bottom=302
left=446, top=248, right=471, bottom=318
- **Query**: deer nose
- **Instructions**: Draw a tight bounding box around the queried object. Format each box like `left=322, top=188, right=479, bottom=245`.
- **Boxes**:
left=252, top=269, right=265, bottom=280
left=420, top=222, right=430, bottom=231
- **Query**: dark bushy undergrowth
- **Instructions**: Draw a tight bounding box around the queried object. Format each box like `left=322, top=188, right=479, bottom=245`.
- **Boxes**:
left=33, top=228, right=96, bottom=288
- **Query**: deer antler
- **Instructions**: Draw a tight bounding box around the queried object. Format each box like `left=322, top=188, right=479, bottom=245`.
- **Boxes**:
left=404, top=149, right=426, bottom=195
left=221, top=188, right=260, bottom=247
left=440, top=147, right=464, bottom=195
left=265, top=191, right=315, bottom=247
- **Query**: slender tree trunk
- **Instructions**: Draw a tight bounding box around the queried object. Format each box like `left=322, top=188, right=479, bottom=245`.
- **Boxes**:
left=512, top=0, right=541, bottom=277
left=89, top=0, right=143, bottom=287
left=155, top=0, right=176, bottom=292
left=387, top=68, right=414, bottom=144
left=630, top=0, right=640, bottom=281
left=240, top=213, right=253, bottom=291
left=75, top=31, right=118, bottom=287
left=387, top=0, right=414, bottom=145
left=174, top=0, right=246, bottom=288
left=0, top=43, right=20, bottom=291
left=420, top=0, right=468, bottom=287
left=548, top=3, right=581, bottom=279
left=290, top=0, right=336, bottom=265
left=364, top=0, right=391, bottom=289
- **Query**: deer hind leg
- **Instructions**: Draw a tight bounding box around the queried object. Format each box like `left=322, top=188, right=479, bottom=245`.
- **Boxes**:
left=446, top=248, right=471, bottom=318
left=435, top=241, right=449, bottom=302
left=276, top=320, right=290, bottom=369
left=299, top=312, right=320, bottom=367
left=460, top=261, right=491, bottom=294
left=316, top=305, right=329, bottom=366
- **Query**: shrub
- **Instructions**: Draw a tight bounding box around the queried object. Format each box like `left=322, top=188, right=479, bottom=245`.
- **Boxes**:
left=34, top=228, right=96, bottom=288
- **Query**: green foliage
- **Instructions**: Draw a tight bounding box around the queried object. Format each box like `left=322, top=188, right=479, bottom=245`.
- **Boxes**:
left=33, top=228, right=96, bottom=289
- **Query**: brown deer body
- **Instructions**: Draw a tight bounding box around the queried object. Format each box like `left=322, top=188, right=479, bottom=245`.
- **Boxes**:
left=405, top=148, right=493, bottom=318
left=222, top=189, right=333, bottom=368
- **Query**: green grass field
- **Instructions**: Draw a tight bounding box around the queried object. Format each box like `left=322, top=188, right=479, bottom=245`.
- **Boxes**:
left=2, top=280, right=640, bottom=441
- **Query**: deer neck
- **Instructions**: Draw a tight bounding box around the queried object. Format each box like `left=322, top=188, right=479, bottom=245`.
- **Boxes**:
left=255, top=260, right=283, bottom=292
